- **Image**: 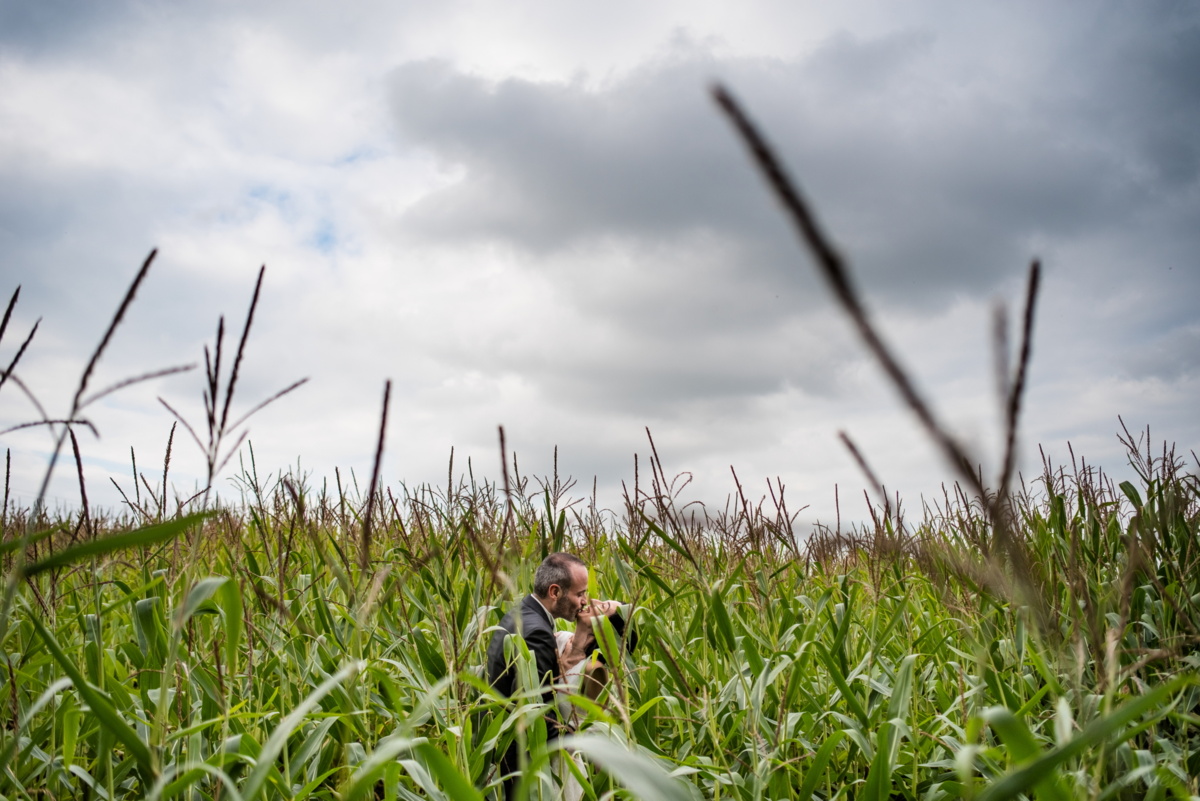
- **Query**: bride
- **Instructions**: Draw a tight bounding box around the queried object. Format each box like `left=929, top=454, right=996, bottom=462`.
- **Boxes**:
left=552, top=599, right=633, bottom=801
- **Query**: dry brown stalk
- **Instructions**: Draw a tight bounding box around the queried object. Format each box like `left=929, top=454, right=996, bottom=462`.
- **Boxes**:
left=68, top=427, right=92, bottom=543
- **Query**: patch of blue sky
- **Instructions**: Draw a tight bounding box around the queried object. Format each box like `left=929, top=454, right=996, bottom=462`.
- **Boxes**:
left=335, top=146, right=383, bottom=166
left=246, top=185, right=298, bottom=219
left=310, top=218, right=337, bottom=253
left=212, top=185, right=300, bottom=227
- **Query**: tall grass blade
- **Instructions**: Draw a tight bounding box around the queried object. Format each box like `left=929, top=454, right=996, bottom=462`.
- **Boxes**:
left=22, top=513, right=208, bottom=577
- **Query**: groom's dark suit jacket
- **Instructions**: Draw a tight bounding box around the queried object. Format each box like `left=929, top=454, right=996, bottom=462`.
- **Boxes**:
left=486, top=594, right=564, bottom=737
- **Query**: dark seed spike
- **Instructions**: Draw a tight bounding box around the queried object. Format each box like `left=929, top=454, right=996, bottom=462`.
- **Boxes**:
left=203, top=388, right=214, bottom=439
left=3, top=448, right=10, bottom=533
left=161, top=422, right=176, bottom=521
left=203, top=344, right=214, bottom=397
left=131, top=446, right=140, bottom=508
left=499, top=425, right=514, bottom=554
left=839, top=431, right=888, bottom=522
left=72, top=249, right=157, bottom=413
left=0, top=286, right=19, bottom=348
left=0, top=318, right=40, bottom=397
left=68, top=426, right=93, bottom=542
left=210, top=316, right=224, bottom=433
left=219, top=266, right=265, bottom=437
left=999, top=260, right=1041, bottom=496
left=211, top=428, right=249, bottom=480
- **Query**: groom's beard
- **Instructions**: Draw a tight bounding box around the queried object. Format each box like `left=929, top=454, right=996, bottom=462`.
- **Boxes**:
left=552, top=594, right=581, bottom=621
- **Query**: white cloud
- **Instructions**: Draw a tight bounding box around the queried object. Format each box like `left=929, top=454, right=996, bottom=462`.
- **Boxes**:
left=1, top=1, right=1196, bottom=528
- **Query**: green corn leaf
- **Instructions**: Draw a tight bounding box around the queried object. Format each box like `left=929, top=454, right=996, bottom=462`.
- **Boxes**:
left=613, top=554, right=634, bottom=597
left=18, top=676, right=72, bottom=727
left=176, top=576, right=228, bottom=627
left=562, top=734, right=700, bottom=801
left=594, top=610, right=623, bottom=672
left=22, top=513, right=208, bottom=576
left=863, top=721, right=898, bottom=801
left=985, top=707, right=1043, bottom=763
left=651, top=636, right=693, bottom=696
left=287, top=717, right=340, bottom=783
left=215, top=578, right=244, bottom=678
left=874, top=594, right=910, bottom=649
left=96, top=572, right=167, bottom=619
left=133, top=597, right=167, bottom=669
left=292, top=766, right=346, bottom=799
left=66, top=764, right=110, bottom=799
left=398, top=755, right=446, bottom=800
left=888, top=654, right=918, bottom=721
left=340, top=736, right=424, bottom=800
left=983, top=706, right=1069, bottom=801
left=710, top=587, right=737, bottom=653
left=817, top=644, right=868, bottom=728
left=977, top=676, right=1193, bottom=801
left=0, top=524, right=62, bottom=556
left=60, top=692, right=80, bottom=770
left=1119, top=481, right=1143, bottom=509
left=170, top=575, right=242, bottom=678
left=797, top=730, right=846, bottom=801
left=640, top=515, right=698, bottom=571
left=630, top=696, right=667, bottom=725
left=414, top=742, right=484, bottom=801
left=616, top=543, right=676, bottom=597
left=28, top=613, right=157, bottom=781
left=861, top=655, right=920, bottom=801
left=150, top=762, right=245, bottom=801
left=239, top=660, right=363, bottom=801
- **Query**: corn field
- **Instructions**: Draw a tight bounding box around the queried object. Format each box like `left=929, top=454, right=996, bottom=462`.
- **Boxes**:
left=2, top=430, right=1198, bottom=800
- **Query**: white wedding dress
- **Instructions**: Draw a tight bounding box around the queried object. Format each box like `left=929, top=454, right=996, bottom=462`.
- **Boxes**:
left=553, top=631, right=587, bottom=801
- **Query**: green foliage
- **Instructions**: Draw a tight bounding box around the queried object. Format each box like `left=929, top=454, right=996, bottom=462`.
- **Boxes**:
left=0, top=441, right=1198, bottom=800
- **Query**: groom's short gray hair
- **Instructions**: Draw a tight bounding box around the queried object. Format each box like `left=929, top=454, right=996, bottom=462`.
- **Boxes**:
left=533, top=552, right=586, bottom=598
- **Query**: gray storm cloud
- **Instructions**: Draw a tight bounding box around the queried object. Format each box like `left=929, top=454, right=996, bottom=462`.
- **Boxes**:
left=383, top=19, right=1200, bottom=435
left=386, top=18, right=1200, bottom=318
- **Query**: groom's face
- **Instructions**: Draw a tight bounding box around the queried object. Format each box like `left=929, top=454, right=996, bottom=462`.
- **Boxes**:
left=549, top=564, right=589, bottom=621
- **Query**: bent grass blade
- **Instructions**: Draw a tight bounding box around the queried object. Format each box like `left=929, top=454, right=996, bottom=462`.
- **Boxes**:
left=238, top=660, right=364, bottom=801
left=21, top=513, right=209, bottom=577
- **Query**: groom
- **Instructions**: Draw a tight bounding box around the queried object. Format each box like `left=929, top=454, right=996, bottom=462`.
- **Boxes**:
left=486, top=552, right=597, bottom=795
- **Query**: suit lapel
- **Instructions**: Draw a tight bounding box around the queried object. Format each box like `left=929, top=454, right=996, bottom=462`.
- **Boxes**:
left=524, top=593, right=554, bottom=630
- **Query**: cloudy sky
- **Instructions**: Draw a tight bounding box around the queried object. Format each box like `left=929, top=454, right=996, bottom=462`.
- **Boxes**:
left=1, top=0, right=1196, bottom=528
